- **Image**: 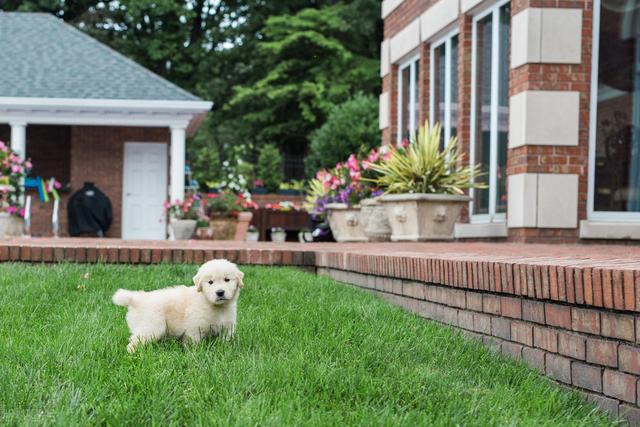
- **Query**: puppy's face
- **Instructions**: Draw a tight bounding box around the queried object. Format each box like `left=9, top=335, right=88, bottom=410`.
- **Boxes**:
left=193, top=259, right=244, bottom=306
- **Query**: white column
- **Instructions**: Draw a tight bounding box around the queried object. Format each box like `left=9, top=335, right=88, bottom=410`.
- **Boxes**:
left=10, top=121, right=26, bottom=159
left=169, top=125, right=186, bottom=204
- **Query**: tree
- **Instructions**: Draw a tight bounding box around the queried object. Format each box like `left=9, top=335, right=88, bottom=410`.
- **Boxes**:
left=257, top=144, right=284, bottom=193
left=228, top=3, right=381, bottom=176
left=304, top=94, right=380, bottom=176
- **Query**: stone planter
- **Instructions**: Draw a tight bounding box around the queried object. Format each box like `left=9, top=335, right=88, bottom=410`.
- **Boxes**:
left=209, top=217, right=238, bottom=240
left=0, top=213, right=22, bottom=238
left=170, top=219, right=197, bottom=240
left=233, top=211, right=253, bottom=241
left=360, top=198, right=391, bottom=242
left=270, top=230, right=287, bottom=243
left=246, top=231, right=259, bottom=242
left=326, top=203, right=367, bottom=243
left=379, top=193, right=471, bottom=241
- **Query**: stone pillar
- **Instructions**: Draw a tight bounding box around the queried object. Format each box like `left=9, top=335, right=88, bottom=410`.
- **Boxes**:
left=507, top=5, right=588, bottom=242
left=10, top=121, right=26, bottom=159
left=169, top=125, right=186, bottom=204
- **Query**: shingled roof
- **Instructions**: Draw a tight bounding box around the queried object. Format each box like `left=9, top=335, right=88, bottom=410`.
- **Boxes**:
left=0, top=12, right=201, bottom=102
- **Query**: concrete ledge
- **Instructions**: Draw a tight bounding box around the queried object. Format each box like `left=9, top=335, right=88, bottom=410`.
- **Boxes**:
left=455, top=222, right=508, bottom=238
left=580, top=220, right=640, bottom=240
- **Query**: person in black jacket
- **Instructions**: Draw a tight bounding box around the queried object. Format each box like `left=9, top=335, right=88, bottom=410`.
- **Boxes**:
left=67, top=182, right=112, bottom=237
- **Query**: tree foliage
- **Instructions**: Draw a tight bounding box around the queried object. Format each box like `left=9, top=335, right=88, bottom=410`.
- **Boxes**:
left=257, top=144, right=284, bottom=193
left=305, top=93, right=380, bottom=176
left=2, top=0, right=383, bottom=180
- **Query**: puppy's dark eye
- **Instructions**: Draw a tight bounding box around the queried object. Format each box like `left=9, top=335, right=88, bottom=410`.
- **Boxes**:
left=208, top=280, right=213, bottom=285
left=224, top=278, right=230, bottom=282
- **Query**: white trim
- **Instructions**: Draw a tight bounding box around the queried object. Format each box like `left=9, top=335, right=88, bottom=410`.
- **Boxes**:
left=397, top=54, right=420, bottom=144
left=429, top=29, right=459, bottom=146
left=0, top=97, right=212, bottom=112
left=469, top=0, right=510, bottom=223
left=455, top=221, right=508, bottom=238
left=587, top=0, right=640, bottom=221
left=0, top=96, right=211, bottom=130
left=580, top=220, right=640, bottom=239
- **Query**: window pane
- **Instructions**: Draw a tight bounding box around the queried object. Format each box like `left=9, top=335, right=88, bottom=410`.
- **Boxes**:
left=593, top=0, right=640, bottom=212
left=451, top=35, right=459, bottom=142
left=496, top=4, right=510, bottom=213
left=401, top=66, right=411, bottom=142
left=413, top=60, right=420, bottom=135
left=433, top=45, right=446, bottom=148
left=473, top=14, right=492, bottom=215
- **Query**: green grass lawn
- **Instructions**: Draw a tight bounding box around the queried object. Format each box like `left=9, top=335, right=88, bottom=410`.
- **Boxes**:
left=0, top=263, right=614, bottom=426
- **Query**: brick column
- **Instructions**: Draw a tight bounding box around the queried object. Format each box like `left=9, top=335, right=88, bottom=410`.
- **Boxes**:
left=506, top=2, right=592, bottom=243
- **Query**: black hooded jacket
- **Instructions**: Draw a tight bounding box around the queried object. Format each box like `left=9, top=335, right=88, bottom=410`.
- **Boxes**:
left=67, top=182, right=112, bottom=237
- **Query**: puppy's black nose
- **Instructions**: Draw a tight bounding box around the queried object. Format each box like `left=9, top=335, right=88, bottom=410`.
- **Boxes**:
left=216, top=290, right=225, bottom=297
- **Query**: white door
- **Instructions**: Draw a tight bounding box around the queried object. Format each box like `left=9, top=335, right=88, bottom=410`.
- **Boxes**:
left=122, top=142, right=168, bottom=240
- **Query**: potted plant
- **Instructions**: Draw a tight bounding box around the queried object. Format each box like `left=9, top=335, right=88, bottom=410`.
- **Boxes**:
left=246, top=225, right=259, bottom=242
left=0, top=141, right=30, bottom=238
left=270, top=226, right=286, bottom=242
left=165, top=195, right=200, bottom=240
left=368, top=121, right=483, bottom=241
left=195, top=219, right=214, bottom=240
left=298, top=227, right=313, bottom=243
left=359, top=147, right=392, bottom=242
left=206, top=191, right=257, bottom=240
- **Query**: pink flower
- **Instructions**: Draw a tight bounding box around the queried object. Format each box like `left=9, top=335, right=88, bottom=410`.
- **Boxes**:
left=25, top=161, right=32, bottom=169
left=7, top=206, right=17, bottom=215
left=163, top=201, right=170, bottom=209
left=11, top=165, right=22, bottom=174
left=19, top=208, right=25, bottom=217
left=347, top=154, right=359, bottom=172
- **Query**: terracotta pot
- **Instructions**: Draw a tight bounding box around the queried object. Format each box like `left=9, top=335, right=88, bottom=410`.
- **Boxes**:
left=360, top=198, right=391, bottom=242
left=195, top=227, right=214, bottom=240
left=326, top=203, right=367, bottom=242
left=170, top=219, right=197, bottom=240
left=234, top=211, right=253, bottom=241
left=379, top=193, right=470, bottom=241
left=209, top=217, right=238, bottom=240
left=0, top=213, right=22, bottom=238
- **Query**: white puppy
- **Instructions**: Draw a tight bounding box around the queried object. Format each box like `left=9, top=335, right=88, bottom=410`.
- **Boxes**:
left=112, top=259, right=244, bottom=353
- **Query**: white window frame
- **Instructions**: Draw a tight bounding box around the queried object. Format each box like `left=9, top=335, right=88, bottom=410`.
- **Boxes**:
left=469, top=0, right=510, bottom=224
left=397, top=53, right=420, bottom=144
left=587, top=0, right=640, bottom=222
left=429, top=29, right=459, bottom=147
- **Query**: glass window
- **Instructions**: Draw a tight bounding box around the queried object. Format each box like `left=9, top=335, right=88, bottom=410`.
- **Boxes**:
left=471, top=2, right=510, bottom=219
left=430, top=32, right=459, bottom=150
left=398, top=56, right=420, bottom=143
left=591, top=0, right=640, bottom=215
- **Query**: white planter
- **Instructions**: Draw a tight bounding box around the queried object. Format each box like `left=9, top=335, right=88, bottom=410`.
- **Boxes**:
left=170, top=219, right=197, bottom=240
left=246, top=231, right=260, bottom=242
left=271, top=231, right=286, bottom=243
left=0, top=213, right=22, bottom=238
left=360, top=198, right=391, bottom=242
left=326, top=203, right=367, bottom=242
left=298, top=231, right=314, bottom=243
left=379, top=193, right=471, bottom=241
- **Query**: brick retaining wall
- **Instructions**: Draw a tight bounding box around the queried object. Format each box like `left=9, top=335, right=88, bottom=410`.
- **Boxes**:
left=2, top=238, right=640, bottom=423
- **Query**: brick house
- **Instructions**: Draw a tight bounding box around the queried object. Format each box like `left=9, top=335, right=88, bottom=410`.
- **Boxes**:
left=0, top=12, right=211, bottom=239
left=380, top=0, right=640, bottom=243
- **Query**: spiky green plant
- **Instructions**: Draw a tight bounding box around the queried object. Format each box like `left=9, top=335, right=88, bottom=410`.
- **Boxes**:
left=367, top=121, right=486, bottom=195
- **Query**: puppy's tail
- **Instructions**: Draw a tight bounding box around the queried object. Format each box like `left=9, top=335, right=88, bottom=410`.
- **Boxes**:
left=112, top=289, right=139, bottom=307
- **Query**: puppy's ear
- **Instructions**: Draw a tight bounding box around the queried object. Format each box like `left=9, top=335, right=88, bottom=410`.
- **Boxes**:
left=193, top=273, right=202, bottom=292
left=236, top=270, right=245, bottom=288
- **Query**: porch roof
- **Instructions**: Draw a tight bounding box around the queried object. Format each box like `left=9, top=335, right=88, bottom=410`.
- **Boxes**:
left=0, top=12, right=211, bottom=130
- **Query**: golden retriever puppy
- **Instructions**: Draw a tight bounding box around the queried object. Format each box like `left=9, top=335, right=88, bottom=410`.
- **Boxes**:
left=112, top=259, right=244, bottom=353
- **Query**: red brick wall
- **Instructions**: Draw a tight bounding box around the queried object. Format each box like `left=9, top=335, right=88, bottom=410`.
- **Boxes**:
left=69, top=126, right=169, bottom=238
left=382, top=0, right=596, bottom=242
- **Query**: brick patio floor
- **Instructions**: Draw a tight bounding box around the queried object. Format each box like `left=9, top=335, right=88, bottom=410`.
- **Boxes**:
left=2, top=238, right=639, bottom=312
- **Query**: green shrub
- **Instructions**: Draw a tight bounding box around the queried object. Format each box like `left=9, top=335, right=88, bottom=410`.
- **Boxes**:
left=304, top=93, right=379, bottom=177
left=190, top=144, right=220, bottom=189
left=257, top=144, right=284, bottom=193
